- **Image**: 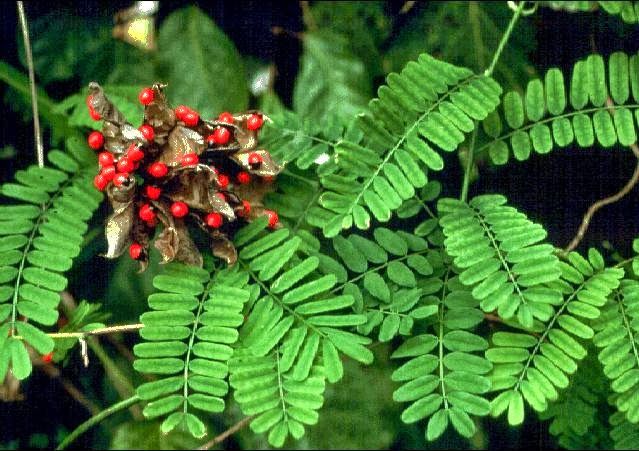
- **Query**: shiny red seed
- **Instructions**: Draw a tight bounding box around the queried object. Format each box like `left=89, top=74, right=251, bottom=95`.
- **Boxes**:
left=89, top=107, right=101, bottom=121
left=212, top=127, right=231, bottom=145
left=145, top=185, right=161, bottom=200
left=175, top=105, right=189, bottom=120
left=237, top=171, right=251, bottom=185
left=127, top=144, right=145, bottom=162
left=148, top=162, right=168, bottom=178
left=139, top=204, right=155, bottom=222
left=181, top=153, right=199, bottom=166
left=113, top=173, right=129, bottom=187
left=87, top=131, right=104, bottom=150
left=247, top=114, right=263, bottom=131
left=139, top=124, right=155, bottom=142
left=170, top=201, right=189, bottom=218
left=101, top=165, right=116, bottom=181
left=183, top=111, right=200, bottom=127
left=218, top=112, right=234, bottom=123
left=217, top=174, right=229, bottom=188
left=248, top=152, right=263, bottom=166
left=216, top=192, right=226, bottom=202
left=93, top=174, right=108, bottom=191
left=42, top=353, right=53, bottom=363
left=264, top=209, right=279, bottom=228
left=205, top=212, right=223, bottom=228
left=129, top=242, right=143, bottom=260
left=117, top=157, right=135, bottom=173
left=241, top=200, right=251, bottom=216
left=98, top=152, right=114, bottom=167
left=138, top=87, right=154, bottom=105
left=86, top=95, right=101, bottom=120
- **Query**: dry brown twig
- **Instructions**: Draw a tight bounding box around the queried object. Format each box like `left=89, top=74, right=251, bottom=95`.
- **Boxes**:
left=562, top=97, right=639, bottom=255
left=197, top=416, right=256, bottom=450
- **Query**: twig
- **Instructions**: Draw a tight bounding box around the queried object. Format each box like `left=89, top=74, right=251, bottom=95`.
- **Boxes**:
left=14, top=323, right=144, bottom=340
left=16, top=1, right=43, bottom=168
left=197, top=416, right=256, bottom=450
left=299, top=1, right=317, bottom=31
left=56, top=395, right=141, bottom=450
left=562, top=98, right=639, bottom=255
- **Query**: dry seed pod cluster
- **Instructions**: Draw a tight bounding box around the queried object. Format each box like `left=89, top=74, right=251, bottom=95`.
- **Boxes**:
left=88, top=82, right=282, bottom=271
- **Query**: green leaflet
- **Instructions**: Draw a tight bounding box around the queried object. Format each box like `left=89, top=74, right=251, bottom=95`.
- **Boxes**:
left=228, top=222, right=378, bottom=447
left=316, top=52, right=502, bottom=237
left=0, top=139, right=101, bottom=383
left=593, top=278, right=639, bottom=423
left=134, top=264, right=250, bottom=435
left=438, top=194, right=562, bottom=328
left=480, top=51, right=639, bottom=164
left=487, top=249, right=623, bottom=425
left=391, top=271, right=492, bottom=441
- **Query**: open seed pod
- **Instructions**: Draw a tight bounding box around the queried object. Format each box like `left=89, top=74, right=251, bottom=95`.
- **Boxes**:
left=89, top=82, right=283, bottom=271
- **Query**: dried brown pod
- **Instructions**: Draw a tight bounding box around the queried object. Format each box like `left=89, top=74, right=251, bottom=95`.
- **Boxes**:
left=89, top=82, right=283, bottom=271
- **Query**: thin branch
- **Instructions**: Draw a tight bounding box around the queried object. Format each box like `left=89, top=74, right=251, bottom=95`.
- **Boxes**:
left=299, top=1, right=317, bottom=31
left=562, top=98, right=639, bottom=255
left=56, top=395, right=141, bottom=450
left=484, top=1, right=526, bottom=77
left=197, top=416, right=256, bottom=450
left=14, top=323, right=144, bottom=340
left=16, top=1, right=43, bottom=167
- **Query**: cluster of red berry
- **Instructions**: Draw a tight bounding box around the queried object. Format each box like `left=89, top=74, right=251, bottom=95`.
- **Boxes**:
left=87, top=83, right=281, bottom=266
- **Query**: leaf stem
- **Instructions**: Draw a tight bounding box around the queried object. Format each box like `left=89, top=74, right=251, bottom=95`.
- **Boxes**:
left=16, top=1, right=44, bottom=167
left=484, top=1, right=526, bottom=77
left=13, top=323, right=144, bottom=340
left=56, top=395, right=141, bottom=450
left=460, top=127, right=478, bottom=203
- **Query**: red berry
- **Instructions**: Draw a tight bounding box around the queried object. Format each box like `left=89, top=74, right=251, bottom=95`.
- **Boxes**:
left=93, top=174, right=108, bottom=191
left=139, top=204, right=155, bottom=222
left=212, top=127, right=231, bottom=145
left=139, top=124, right=155, bottom=142
left=183, top=111, right=199, bottom=127
left=241, top=200, right=251, bottom=216
left=146, top=217, right=157, bottom=228
left=113, top=173, right=130, bottom=187
left=216, top=192, right=226, bottom=202
left=170, top=201, right=189, bottom=218
left=88, top=131, right=104, bottom=150
left=205, top=212, right=223, bottom=228
left=86, top=95, right=101, bottom=120
left=148, top=162, right=168, bottom=178
left=129, top=243, right=143, bottom=260
left=127, top=144, right=145, bottom=162
left=218, top=112, right=234, bottom=123
left=181, top=153, right=199, bottom=166
left=145, top=185, right=161, bottom=200
left=217, top=174, right=229, bottom=188
left=98, top=152, right=114, bottom=167
left=248, top=152, right=263, bottom=166
left=89, top=107, right=101, bottom=121
left=237, top=171, right=251, bottom=185
left=138, top=87, right=154, bottom=105
left=101, top=165, right=116, bottom=181
left=117, top=157, right=135, bottom=173
left=247, top=114, right=263, bottom=131
left=42, top=352, right=53, bottom=363
left=264, top=209, right=279, bottom=228
left=175, top=105, right=189, bottom=120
